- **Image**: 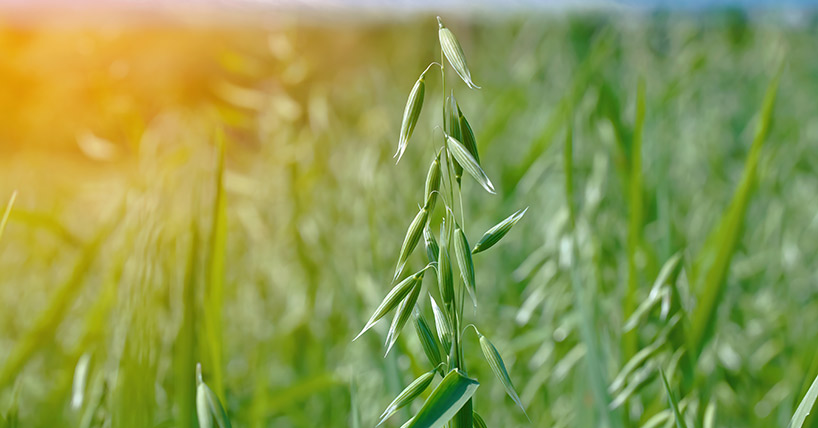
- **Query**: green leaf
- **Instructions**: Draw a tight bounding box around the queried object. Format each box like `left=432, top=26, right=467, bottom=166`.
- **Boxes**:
left=445, top=134, right=494, bottom=194
left=405, top=369, right=479, bottom=428
left=472, top=207, right=527, bottom=254
left=688, top=70, right=780, bottom=358
left=788, top=373, right=818, bottom=428
left=477, top=331, right=528, bottom=419
left=660, top=369, right=688, bottom=428
left=472, top=412, right=487, bottom=428
left=378, top=369, right=437, bottom=426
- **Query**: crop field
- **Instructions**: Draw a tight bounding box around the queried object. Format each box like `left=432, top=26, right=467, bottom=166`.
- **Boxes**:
left=0, top=8, right=817, bottom=428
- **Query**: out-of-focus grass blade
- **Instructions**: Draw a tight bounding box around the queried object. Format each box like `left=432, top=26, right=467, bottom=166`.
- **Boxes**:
left=405, top=369, right=479, bottom=428
left=0, top=207, right=121, bottom=390
left=623, top=77, right=646, bottom=360
left=203, top=131, right=228, bottom=399
left=175, top=217, right=200, bottom=428
left=350, top=378, right=362, bottom=428
left=0, top=191, right=16, bottom=242
left=660, top=369, right=688, bottom=428
left=506, top=29, right=612, bottom=190
left=3, top=381, right=20, bottom=428
left=788, top=373, right=818, bottom=428
left=688, top=69, right=780, bottom=358
left=71, top=353, right=92, bottom=410
left=703, top=399, right=716, bottom=428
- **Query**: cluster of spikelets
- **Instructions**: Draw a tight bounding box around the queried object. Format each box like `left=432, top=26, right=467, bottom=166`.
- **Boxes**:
left=354, top=17, right=530, bottom=428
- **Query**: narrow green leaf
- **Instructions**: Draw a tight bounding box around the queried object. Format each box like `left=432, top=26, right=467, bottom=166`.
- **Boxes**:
left=623, top=77, right=646, bottom=360
left=396, top=68, right=428, bottom=163
left=453, top=224, right=476, bottom=308
left=405, top=369, right=479, bottom=428
left=689, top=70, right=780, bottom=358
left=446, top=134, right=494, bottom=194
left=414, top=311, right=444, bottom=374
left=204, top=132, right=228, bottom=399
left=472, top=207, right=527, bottom=254
left=0, top=191, right=17, bottom=242
left=385, top=278, right=422, bottom=356
left=395, top=204, right=431, bottom=282
left=355, top=266, right=429, bottom=341
left=789, top=373, right=818, bottom=428
left=437, top=17, right=480, bottom=89
left=477, top=332, right=528, bottom=419
left=453, top=398, right=473, bottom=428
left=660, top=369, right=688, bottom=428
left=472, top=412, right=487, bottom=428
left=378, top=369, right=437, bottom=426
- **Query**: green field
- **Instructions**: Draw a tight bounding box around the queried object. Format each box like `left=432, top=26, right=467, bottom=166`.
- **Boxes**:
left=1, top=10, right=817, bottom=428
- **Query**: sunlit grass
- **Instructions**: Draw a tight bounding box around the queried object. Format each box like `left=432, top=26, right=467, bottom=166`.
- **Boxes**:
left=0, top=10, right=817, bottom=428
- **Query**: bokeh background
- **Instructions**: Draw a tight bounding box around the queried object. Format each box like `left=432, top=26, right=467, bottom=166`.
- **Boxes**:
left=1, top=2, right=817, bottom=427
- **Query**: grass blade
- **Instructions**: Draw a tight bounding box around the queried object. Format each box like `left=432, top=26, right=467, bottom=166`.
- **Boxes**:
left=660, top=369, right=688, bottom=428
left=203, top=132, right=228, bottom=399
left=405, top=369, right=479, bottom=428
left=688, top=69, right=780, bottom=358
left=472, top=412, right=487, bottom=428
left=0, top=191, right=17, bottom=242
left=789, top=373, right=818, bottom=428
left=623, top=77, right=646, bottom=359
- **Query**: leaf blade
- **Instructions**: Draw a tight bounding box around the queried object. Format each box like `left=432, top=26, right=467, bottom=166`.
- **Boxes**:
left=405, top=369, right=479, bottom=428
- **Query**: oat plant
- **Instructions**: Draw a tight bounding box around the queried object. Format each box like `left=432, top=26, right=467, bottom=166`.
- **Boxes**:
left=355, top=17, right=529, bottom=428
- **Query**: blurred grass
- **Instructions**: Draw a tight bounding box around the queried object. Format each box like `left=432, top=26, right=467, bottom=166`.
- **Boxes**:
left=0, top=9, right=817, bottom=428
